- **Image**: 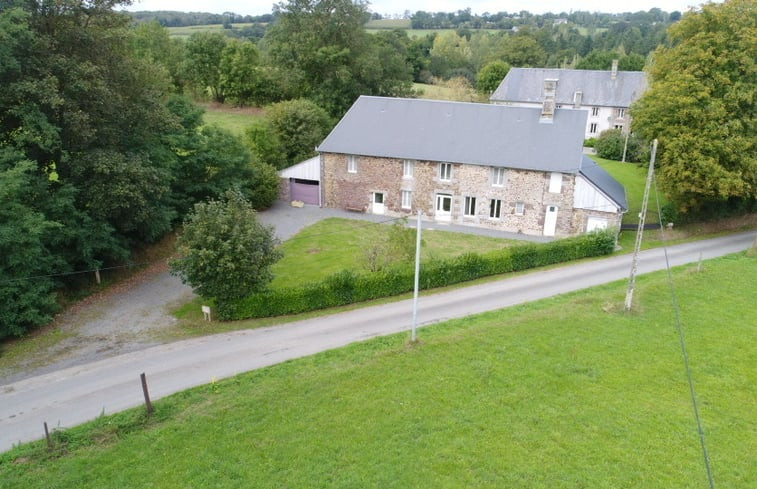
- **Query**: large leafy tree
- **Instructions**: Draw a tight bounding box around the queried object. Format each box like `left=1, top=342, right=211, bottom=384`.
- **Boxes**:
left=169, top=191, right=282, bottom=317
left=632, top=0, right=756, bottom=213
left=263, top=0, right=412, bottom=116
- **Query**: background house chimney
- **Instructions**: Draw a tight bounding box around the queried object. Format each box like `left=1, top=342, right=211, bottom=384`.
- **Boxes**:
left=541, top=79, right=558, bottom=121
left=611, top=59, right=618, bottom=80
left=573, top=90, right=583, bottom=108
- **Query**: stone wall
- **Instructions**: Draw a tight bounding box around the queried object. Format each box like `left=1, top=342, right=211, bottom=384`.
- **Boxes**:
left=322, top=153, right=610, bottom=237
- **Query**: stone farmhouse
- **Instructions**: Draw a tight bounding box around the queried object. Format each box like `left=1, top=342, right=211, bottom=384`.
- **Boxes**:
left=490, top=62, right=648, bottom=140
left=316, top=96, right=627, bottom=238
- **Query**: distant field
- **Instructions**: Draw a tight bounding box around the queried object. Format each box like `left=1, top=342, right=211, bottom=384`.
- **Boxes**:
left=364, top=18, right=411, bottom=29
left=167, top=23, right=257, bottom=38
left=200, top=103, right=265, bottom=136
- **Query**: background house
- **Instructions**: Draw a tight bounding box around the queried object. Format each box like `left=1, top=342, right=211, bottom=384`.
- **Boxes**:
left=490, top=63, right=647, bottom=140
left=317, top=96, right=626, bottom=238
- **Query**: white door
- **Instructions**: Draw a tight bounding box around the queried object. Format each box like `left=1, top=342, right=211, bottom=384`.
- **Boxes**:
left=372, top=192, right=385, bottom=214
left=543, top=205, right=558, bottom=236
left=586, top=216, right=608, bottom=232
left=435, top=194, right=452, bottom=221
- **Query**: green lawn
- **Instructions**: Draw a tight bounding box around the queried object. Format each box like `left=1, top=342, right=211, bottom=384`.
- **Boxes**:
left=592, top=155, right=669, bottom=225
left=3, top=253, right=754, bottom=487
left=271, top=217, right=519, bottom=289
left=200, top=104, right=265, bottom=136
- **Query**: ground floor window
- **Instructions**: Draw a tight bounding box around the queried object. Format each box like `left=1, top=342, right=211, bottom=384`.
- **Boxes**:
left=489, top=199, right=502, bottom=218
left=401, top=190, right=412, bottom=209
left=515, top=202, right=525, bottom=215
left=464, top=196, right=476, bottom=216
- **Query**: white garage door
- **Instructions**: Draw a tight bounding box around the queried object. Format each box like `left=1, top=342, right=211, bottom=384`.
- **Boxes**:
left=586, top=216, right=608, bottom=232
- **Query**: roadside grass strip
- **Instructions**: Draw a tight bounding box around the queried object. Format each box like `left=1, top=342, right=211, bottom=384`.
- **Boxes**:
left=1, top=254, right=754, bottom=488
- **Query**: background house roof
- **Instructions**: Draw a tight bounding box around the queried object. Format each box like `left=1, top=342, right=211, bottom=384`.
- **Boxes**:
left=317, top=96, right=587, bottom=173
left=579, top=156, right=628, bottom=210
left=490, top=68, right=648, bottom=108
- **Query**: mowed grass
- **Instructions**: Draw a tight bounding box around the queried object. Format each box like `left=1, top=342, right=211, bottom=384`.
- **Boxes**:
left=2, top=253, right=754, bottom=487
left=200, top=103, right=265, bottom=136
left=271, top=217, right=519, bottom=288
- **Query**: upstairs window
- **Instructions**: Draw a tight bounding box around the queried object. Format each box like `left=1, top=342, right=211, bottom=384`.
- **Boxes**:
left=439, top=162, right=452, bottom=181
left=549, top=172, right=562, bottom=193
left=403, top=159, right=414, bottom=179
left=347, top=155, right=357, bottom=173
left=591, top=107, right=600, bottom=117
left=616, top=108, right=626, bottom=118
left=401, top=190, right=412, bottom=209
left=491, top=167, right=505, bottom=187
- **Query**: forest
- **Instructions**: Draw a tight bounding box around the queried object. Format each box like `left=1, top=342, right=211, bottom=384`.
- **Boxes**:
left=1, top=0, right=754, bottom=339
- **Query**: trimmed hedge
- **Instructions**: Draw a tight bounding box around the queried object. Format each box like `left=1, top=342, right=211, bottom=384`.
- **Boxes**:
left=218, top=229, right=617, bottom=320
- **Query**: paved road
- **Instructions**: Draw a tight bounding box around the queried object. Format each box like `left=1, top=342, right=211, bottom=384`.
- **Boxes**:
left=1, top=231, right=754, bottom=452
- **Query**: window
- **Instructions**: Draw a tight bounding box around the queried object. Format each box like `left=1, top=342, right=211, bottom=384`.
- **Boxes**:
left=464, top=196, right=477, bottom=216
left=347, top=155, right=357, bottom=173
left=515, top=202, right=525, bottom=215
left=401, top=190, right=412, bottom=209
left=614, top=124, right=624, bottom=130
left=549, top=172, right=562, bottom=193
left=439, top=162, right=452, bottom=181
left=589, top=123, right=598, bottom=134
left=403, top=160, right=414, bottom=179
left=591, top=107, right=600, bottom=117
left=489, top=199, right=502, bottom=219
left=616, top=108, right=625, bottom=118
left=491, top=167, right=505, bottom=186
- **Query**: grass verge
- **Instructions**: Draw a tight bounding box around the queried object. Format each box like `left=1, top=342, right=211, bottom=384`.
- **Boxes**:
left=2, top=253, right=754, bottom=487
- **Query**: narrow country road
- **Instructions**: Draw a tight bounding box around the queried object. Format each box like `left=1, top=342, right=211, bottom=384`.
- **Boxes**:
left=1, top=231, right=754, bottom=452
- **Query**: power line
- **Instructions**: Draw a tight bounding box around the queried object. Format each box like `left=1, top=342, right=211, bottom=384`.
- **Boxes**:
left=653, top=175, right=716, bottom=489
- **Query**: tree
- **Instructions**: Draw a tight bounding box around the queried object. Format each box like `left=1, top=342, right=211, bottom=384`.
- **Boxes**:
left=169, top=191, right=283, bottom=316
left=219, top=39, right=261, bottom=106
left=632, top=0, right=756, bottom=213
left=594, top=129, right=647, bottom=163
left=476, top=60, right=510, bottom=94
left=186, top=31, right=228, bottom=102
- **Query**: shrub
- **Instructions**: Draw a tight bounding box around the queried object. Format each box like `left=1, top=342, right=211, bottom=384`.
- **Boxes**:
left=226, top=230, right=617, bottom=320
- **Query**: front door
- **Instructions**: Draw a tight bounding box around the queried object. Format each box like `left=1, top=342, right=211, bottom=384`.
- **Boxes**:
left=372, top=192, right=385, bottom=214
left=543, top=205, right=558, bottom=236
left=436, top=194, right=452, bottom=221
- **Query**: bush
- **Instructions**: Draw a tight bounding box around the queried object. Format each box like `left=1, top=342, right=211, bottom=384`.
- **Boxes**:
left=226, top=230, right=617, bottom=320
left=595, top=129, right=648, bottom=163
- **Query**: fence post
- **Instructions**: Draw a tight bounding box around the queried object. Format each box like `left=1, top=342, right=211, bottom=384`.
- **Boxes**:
left=140, top=372, right=154, bottom=415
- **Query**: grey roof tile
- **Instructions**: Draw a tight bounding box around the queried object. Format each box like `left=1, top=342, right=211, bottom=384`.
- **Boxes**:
left=317, top=96, right=588, bottom=173
left=490, top=68, right=648, bottom=108
left=579, top=156, right=628, bottom=210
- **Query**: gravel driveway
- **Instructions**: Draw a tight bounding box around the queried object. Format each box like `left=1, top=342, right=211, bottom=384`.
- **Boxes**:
left=0, top=201, right=546, bottom=385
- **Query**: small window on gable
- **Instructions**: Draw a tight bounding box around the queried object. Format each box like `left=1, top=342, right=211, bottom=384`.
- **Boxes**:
left=347, top=155, right=357, bottom=173
left=549, top=172, right=562, bottom=193
left=439, top=162, right=452, bottom=181
left=616, top=108, right=625, bottom=118
left=491, top=167, right=505, bottom=186
left=401, top=190, right=412, bottom=209
left=403, top=160, right=414, bottom=178
left=515, top=202, right=525, bottom=215
left=464, top=196, right=477, bottom=216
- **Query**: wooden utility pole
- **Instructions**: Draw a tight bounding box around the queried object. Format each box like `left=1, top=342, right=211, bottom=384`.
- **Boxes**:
left=411, top=210, right=422, bottom=342
left=625, top=139, right=657, bottom=312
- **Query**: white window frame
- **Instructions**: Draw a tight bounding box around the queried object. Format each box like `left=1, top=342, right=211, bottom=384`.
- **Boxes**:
left=401, top=190, right=412, bottom=209
left=463, top=196, right=477, bottom=216
left=591, top=106, right=600, bottom=117
left=439, top=162, right=452, bottom=182
left=589, top=123, right=598, bottom=134
left=549, top=172, right=562, bottom=193
left=347, top=155, right=357, bottom=173
left=515, top=202, right=525, bottom=216
left=489, top=199, right=502, bottom=219
left=616, top=107, right=626, bottom=118
left=403, top=159, right=414, bottom=179
left=491, top=167, right=505, bottom=187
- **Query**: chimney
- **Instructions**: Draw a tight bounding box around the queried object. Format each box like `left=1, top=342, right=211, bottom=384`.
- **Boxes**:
left=573, top=90, right=583, bottom=108
left=541, top=79, right=558, bottom=121
left=611, top=59, right=618, bottom=80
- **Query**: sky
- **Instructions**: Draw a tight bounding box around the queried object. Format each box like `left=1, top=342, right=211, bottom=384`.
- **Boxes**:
left=123, top=1, right=714, bottom=17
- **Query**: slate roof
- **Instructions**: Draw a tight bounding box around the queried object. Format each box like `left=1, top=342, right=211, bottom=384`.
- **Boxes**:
left=317, top=96, right=588, bottom=174
left=490, top=68, right=648, bottom=108
left=578, top=156, right=628, bottom=211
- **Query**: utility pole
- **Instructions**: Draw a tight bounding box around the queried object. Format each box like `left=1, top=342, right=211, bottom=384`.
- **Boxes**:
left=411, top=210, right=422, bottom=342
left=625, top=139, right=657, bottom=312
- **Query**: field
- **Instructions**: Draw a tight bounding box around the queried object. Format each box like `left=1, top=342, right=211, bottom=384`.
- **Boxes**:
left=199, top=103, right=265, bottom=136
left=2, top=253, right=754, bottom=487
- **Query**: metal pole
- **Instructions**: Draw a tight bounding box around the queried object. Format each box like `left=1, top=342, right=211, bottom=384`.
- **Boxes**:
left=411, top=210, right=422, bottom=342
left=622, top=129, right=630, bottom=162
left=625, top=139, right=657, bottom=311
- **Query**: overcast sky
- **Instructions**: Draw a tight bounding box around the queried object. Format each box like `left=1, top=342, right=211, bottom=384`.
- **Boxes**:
left=123, top=1, right=714, bottom=17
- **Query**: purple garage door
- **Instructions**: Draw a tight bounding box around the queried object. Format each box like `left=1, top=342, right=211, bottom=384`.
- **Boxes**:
left=290, top=179, right=319, bottom=205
